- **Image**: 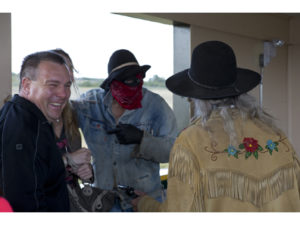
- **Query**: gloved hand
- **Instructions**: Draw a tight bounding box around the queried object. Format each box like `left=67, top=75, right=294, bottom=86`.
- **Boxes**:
left=107, top=123, right=144, bottom=144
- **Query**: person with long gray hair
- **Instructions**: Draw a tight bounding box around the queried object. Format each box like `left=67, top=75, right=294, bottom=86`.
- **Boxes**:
left=132, top=40, right=300, bottom=212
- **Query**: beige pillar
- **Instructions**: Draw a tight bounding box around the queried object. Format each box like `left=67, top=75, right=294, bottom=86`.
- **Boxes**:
left=288, top=17, right=300, bottom=155
left=0, top=13, right=11, bottom=106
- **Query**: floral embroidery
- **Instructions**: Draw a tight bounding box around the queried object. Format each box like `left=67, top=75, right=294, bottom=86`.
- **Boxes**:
left=205, top=130, right=288, bottom=161
left=238, top=137, right=263, bottom=159
left=224, top=145, right=239, bottom=158
left=265, top=139, right=278, bottom=155
left=219, top=137, right=285, bottom=161
left=242, top=138, right=258, bottom=152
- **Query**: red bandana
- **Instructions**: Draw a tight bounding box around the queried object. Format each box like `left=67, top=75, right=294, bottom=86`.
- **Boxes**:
left=110, top=79, right=143, bottom=110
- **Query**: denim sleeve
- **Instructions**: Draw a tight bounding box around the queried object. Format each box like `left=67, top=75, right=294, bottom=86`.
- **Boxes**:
left=70, top=89, right=104, bottom=130
left=134, top=98, right=178, bottom=163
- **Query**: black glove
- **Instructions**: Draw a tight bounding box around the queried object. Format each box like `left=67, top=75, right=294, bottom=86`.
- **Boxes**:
left=107, top=123, right=143, bottom=145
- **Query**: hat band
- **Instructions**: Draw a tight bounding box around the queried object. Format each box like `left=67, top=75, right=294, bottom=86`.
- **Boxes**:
left=188, top=70, right=237, bottom=90
left=110, top=62, right=139, bottom=75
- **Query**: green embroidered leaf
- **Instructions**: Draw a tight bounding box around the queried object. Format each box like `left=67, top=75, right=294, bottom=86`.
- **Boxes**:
left=254, top=151, right=258, bottom=159
left=239, top=144, right=245, bottom=149
left=224, top=149, right=228, bottom=152
left=274, top=142, right=279, bottom=146
left=245, top=152, right=252, bottom=159
left=269, top=149, right=273, bottom=155
left=275, top=147, right=278, bottom=152
left=234, top=154, right=239, bottom=159
left=258, top=146, right=263, bottom=151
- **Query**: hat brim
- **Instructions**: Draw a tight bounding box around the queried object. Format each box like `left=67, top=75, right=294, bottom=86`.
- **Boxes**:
left=166, top=68, right=261, bottom=99
left=100, top=65, right=150, bottom=90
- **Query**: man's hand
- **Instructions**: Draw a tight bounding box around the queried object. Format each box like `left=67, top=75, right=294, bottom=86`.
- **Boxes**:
left=67, top=148, right=91, bottom=167
left=107, top=123, right=143, bottom=144
left=72, top=163, right=93, bottom=181
left=64, top=148, right=93, bottom=181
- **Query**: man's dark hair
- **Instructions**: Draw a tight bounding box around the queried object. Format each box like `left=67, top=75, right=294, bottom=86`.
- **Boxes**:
left=51, top=49, right=73, bottom=64
left=51, top=48, right=76, bottom=73
left=19, top=51, right=66, bottom=90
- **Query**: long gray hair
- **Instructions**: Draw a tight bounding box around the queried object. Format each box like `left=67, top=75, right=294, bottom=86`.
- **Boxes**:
left=192, top=93, right=278, bottom=146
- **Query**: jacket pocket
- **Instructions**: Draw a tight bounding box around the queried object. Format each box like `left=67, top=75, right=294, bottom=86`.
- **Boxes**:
left=84, top=119, right=109, bottom=145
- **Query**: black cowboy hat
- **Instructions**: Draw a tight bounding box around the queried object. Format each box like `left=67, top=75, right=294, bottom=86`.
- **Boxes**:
left=166, top=41, right=261, bottom=99
left=100, top=49, right=150, bottom=90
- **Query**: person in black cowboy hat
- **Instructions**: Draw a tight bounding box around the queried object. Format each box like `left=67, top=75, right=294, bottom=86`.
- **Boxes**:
left=72, top=49, right=177, bottom=211
left=132, top=41, right=300, bottom=212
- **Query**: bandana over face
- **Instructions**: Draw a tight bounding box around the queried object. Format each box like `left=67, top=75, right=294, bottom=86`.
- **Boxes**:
left=110, top=75, right=143, bottom=110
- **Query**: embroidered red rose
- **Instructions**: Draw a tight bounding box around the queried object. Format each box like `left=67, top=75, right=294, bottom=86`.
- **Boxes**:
left=243, top=137, right=258, bottom=152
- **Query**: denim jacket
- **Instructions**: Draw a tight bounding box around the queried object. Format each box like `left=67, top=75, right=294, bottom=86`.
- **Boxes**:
left=72, top=88, right=177, bottom=200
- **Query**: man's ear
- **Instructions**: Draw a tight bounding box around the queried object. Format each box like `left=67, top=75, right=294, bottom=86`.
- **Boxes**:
left=20, top=77, right=31, bottom=96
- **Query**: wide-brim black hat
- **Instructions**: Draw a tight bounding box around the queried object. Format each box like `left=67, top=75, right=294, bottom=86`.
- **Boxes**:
left=166, top=41, right=261, bottom=99
left=101, top=49, right=150, bottom=90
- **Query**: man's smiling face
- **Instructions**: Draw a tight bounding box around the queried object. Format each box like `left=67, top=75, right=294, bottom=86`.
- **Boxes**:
left=26, top=60, right=72, bottom=122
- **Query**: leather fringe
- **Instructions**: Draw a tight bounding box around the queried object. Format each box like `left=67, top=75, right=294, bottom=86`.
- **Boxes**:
left=206, top=163, right=295, bottom=208
left=168, top=143, right=300, bottom=210
left=293, top=153, right=300, bottom=198
left=168, top=144, right=205, bottom=211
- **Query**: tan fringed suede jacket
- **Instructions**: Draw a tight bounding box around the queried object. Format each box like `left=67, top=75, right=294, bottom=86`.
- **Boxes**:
left=138, top=110, right=300, bottom=212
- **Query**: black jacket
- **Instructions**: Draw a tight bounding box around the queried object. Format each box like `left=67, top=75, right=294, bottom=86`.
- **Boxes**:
left=0, top=94, right=69, bottom=212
